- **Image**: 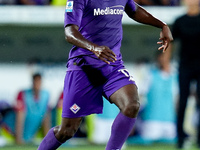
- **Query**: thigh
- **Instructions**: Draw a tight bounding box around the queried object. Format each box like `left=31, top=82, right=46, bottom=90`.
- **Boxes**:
left=103, top=66, right=137, bottom=101
left=110, top=84, right=139, bottom=111
left=103, top=66, right=139, bottom=111
left=62, top=70, right=103, bottom=118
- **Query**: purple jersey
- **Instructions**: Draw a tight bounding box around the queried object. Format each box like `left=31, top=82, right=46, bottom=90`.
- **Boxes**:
left=64, top=0, right=136, bottom=65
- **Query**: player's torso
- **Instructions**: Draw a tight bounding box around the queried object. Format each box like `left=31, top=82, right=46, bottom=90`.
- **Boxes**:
left=79, top=0, right=128, bottom=49
left=68, top=0, right=131, bottom=62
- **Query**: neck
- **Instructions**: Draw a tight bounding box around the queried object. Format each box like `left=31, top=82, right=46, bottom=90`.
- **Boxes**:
left=187, top=6, right=200, bottom=16
left=33, top=89, right=40, bottom=97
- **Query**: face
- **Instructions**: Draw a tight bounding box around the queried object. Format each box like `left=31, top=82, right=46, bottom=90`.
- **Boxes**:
left=33, top=76, right=42, bottom=91
left=183, top=0, right=200, bottom=6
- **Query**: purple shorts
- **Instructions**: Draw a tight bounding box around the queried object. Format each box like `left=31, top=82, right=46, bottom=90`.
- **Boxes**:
left=62, top=56, right=136, bottom=118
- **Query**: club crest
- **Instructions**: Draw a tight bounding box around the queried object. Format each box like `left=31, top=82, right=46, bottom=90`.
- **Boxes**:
left=70, top=103, right=80, bottom=114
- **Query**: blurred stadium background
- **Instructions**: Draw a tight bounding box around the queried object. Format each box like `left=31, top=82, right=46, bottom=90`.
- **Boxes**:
left=0, top=3, right=198, bottom=150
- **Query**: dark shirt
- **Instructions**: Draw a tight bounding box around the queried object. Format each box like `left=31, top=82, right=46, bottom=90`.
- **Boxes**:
left=172, top=14, right=200, bottom=68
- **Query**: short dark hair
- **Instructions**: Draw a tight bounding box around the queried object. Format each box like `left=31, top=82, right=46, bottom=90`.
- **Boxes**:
left=32, top=73, right=42, bottom=80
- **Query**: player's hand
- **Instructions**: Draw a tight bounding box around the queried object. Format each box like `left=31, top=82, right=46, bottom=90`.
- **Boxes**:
left=91, top=46, right=117, bottom=64
left=157, top=25, right=173, bottom=52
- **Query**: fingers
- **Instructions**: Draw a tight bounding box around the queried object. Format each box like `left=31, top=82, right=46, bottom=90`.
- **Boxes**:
left=109, top=50, right=117, bottom=60
left=157, top=39, right=169, bottom=52
left=94, top=46, right=117, bottom=64
left=101, top=51, right=117, bottom=64
left=158, top=26, right=173, bottom=52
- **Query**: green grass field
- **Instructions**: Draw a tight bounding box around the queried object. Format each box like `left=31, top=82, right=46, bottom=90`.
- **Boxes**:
left=1, top=144, right=200, bottom=150
left=0, top=138, right=198, bottom=150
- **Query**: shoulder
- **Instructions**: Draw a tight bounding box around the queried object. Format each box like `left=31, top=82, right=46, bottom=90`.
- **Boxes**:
left=17, top=90, right=25, bottom=99
left=15, top=91, right=26, bottom=111
left=174, top=14, right=188, bottom=23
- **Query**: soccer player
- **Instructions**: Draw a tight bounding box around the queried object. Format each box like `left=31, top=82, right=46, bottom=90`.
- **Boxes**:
left=140, top=50, right=177, bottom=143
left=37, top=0, right=173, bottom=149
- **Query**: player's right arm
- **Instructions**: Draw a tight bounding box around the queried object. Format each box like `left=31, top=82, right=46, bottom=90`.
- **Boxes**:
left=65, top=25, right=116, bottom=64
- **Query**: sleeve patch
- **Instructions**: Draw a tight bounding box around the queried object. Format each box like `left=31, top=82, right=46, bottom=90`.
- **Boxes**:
left=66, top=1, right=74, bottom=12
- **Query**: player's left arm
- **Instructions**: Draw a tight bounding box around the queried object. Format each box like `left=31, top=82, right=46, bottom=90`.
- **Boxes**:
left=125, top=2, right=173, bottom=52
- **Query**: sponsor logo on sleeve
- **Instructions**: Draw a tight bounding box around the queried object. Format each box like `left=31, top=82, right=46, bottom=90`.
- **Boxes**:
left=66, top=1, right=73, bottom=12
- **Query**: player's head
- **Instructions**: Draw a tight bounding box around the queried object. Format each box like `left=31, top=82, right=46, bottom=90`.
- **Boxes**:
left=32, top=73, right=42, bottom=91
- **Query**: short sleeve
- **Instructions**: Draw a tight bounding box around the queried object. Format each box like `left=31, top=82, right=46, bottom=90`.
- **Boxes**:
left=15, top=91, right=25, bottom=111
left=64, top=0, right=88, bottom=27
left=125, top=0, right=136, bottom=14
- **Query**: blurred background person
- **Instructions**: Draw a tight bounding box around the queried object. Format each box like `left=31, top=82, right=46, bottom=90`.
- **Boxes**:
left=170, top=0, right=200, bottom=148
left=138, top=50, right=177, bottom=144
left=14, top=73, right=51, bottom=144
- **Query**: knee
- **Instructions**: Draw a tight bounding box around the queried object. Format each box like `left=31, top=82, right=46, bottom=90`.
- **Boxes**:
left=122, top=100, right=140, bottom=118
left=54, top=125, right=77, bottom=143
